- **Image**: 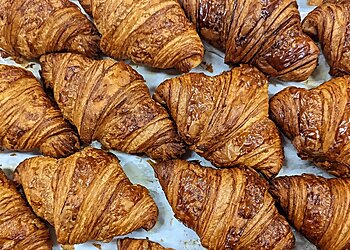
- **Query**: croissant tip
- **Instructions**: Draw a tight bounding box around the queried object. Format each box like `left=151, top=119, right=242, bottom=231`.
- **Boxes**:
left=176, top=54, right=203, bottom=73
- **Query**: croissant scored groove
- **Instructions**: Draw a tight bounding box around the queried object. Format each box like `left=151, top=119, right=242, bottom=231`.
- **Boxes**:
left=154, top=65, right=283, bottom=178
left=178, top=0, right=319, bottom=81
left=40, top=53, right=185, bottom=160
left=270, top=76, right=350, bottom=177
left=78, top=0, right=204, bottom=72
left=302, top=1, right=350, bottom=76
left=0, top=65, right=80, bottom=157
left=151, top=160, right=295, bottom=250
left=0, top=0, right=100, bottom=61
left=118, top=238, right=173, bottom=250
left=270, top=174, right=350, bottom=250
left=0, top=170, right=52, bottom=250
left=14, top=147, right=158, bottom=245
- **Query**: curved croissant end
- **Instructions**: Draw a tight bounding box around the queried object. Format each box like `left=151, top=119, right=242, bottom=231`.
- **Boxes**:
left=302, top=1, right=350, bottom=76
left=0, top=0, right=100, bottom=61
left=0, top=170, right=52, bottom=250
left=178, top=0, right=319, bottom=81
left=14, top=147, right=158, bottom=245
left=118, top=238, right=173, bottom=250
left=154, top=65, right=283, bottom=178
left=0, top=65, right=80, bottom=158
left=270, top=76, right=350, bottom=177
left=151, top=160, right=295, bottom=250
left=40, top=53, right=186, bottom=160
left=270, top=175, right=350, bottom=250
left=78, top=0, right=204, bottom=72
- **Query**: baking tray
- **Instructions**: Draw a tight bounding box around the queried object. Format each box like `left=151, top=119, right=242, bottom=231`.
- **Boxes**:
left=0, top=1, right=333, bottom=249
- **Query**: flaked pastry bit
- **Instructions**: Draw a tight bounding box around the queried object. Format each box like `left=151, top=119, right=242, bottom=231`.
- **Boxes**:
left=270, top=76, right=350, bottom=177
left=0, top=65, right=80, bottom=157
left=270, top=174, right=350, bottom=250
left=78, top=0, right=204, bottom=72
left=118, top=238, right=173, bottom=250
left=0, top=170, right=52, bottom=250
left=178, top=0, right=320, bottom=81
left=40, top=53, right=185, bottom=160
left=0, top=0, right=100, bottom=61
left=154, top=65, right=283, bottom=178
left=303, top=1, right=350, bottom=76
left=14, top=147, right=158, bottom=245
left=151, top=160, right=295, bottom=250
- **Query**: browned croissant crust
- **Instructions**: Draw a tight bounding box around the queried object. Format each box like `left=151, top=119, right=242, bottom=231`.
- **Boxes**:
left=270, top=76, right=350, bottom=177
left=178, top=0, right=320, bottom=81
left=154, top=65, right=283, bottom=178
left=118, top=238, right=173, bottom=250
left=78, top=0, right=204, bottom=72
left=0, top=65, right=80, bottom=157
left=270, top=174, right=350, bottom=250
left=14, top=147, right=158, bottom=245
left=0, top=0, right=100, bottom=61
left=0, top=170, right=52, bottom=250
left=40, top=53, right=185, bottom=160
left=151, top=160, right=295, bottom=250
left=303, top=1, right=350, bottom=76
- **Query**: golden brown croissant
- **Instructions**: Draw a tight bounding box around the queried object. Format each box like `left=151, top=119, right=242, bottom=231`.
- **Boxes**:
left=118, top=238, right=172, bottom=250
left=270, top=174, right=350, bottom=250
left=77, top=0, right=204, bottom=72
left=178, top=0, right=320, bottom=81
left=40, top=53, right=185, bottom=160
left=151, top=160, right=295, bottom=250
left=154, top=65, right=283, bottom=178
left=0, top=0, right=100, bottom=61
left=303, top=1, right=350, bottom=76
left=0, top=65, right=80, bottom=157
left=270, top=76, right=350, bottom=177
left=0, top=170, right=52, bottom=250
left=14, top=147, right=158, bottom=245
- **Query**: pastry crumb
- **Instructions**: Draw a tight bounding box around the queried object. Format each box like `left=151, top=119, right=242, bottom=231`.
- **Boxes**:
left=201, top=61, right=214, bottom=73
left=92, top=243, right=102, bottom=249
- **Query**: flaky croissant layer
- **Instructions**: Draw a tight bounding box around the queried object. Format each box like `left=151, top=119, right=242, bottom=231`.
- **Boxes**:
left=78, top=0, right=204, bottom=72
left=178, top=0, right=319, bottom=81
left=151, top=159, right=295, bottom=250
left=0, top=170, right=52, bottom=250
left=40, top=53, right=186, bottom=160
left=0, top=65, right=80, bottom=157
left=0, top=0, right=100, bottom=61
left=14, top=147, right=158, bottom=245
left=118, top=238, right=173, bottom=250
left=303, top=1, right=350, bottom=76
left=154, top=65, right=283, bottom=178
left=271, top=174, right=350, bottom=250
left=270, top=76, right=350, bottom=177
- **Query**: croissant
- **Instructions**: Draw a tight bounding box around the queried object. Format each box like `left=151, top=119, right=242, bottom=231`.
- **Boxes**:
left=151, top=159, right=295, bottom=249
left=178, top=0, right=319, bottom=81
left=308, top=0, right=344, bottom=4
left=154, top=65, right=283, bottom=178
left=40, top=53, right=185, bottom=160
left=0, top=65, right=80, bottom=157
left=0, top=0, right=100, bottom=61
left=77, top=0, right=204, bottom=72
left=0, top=170, right=51, bottom=250
left=14, top=147, right=158, bottom=245
left=270, top=76, right=350, bottom=177
left=270, top=174, right=350, bottom=250
left=303, top=1, right=350, bottom=76
left=118, top=238, right=172, bottom=250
